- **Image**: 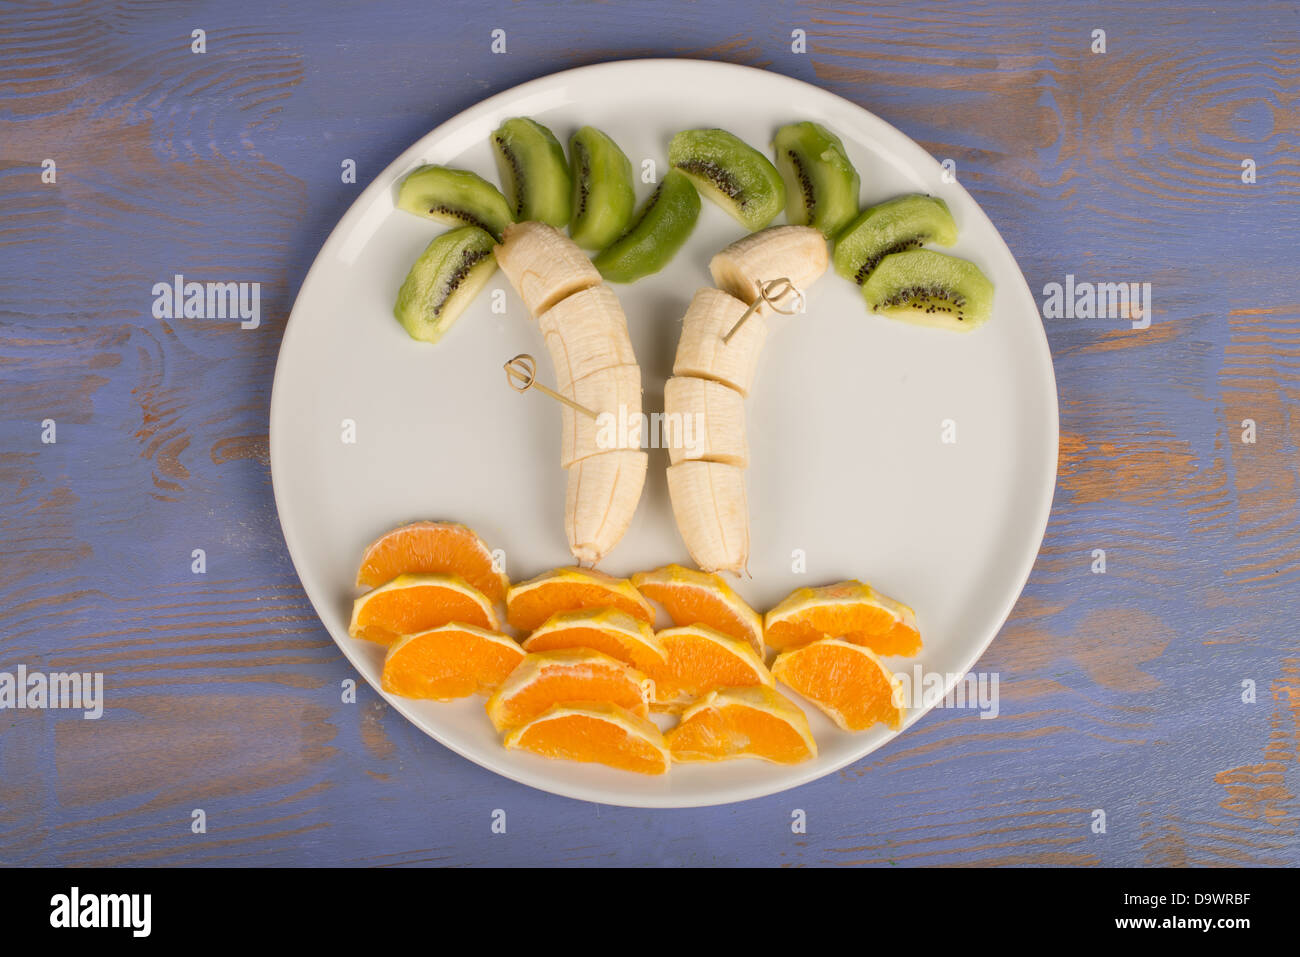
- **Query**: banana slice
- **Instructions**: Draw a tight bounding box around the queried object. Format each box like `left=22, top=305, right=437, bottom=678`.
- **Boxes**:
left=565, top=450, right=648, bottom=565
left=666, top=460, right=749, bottom=575
left=663, top=376, right=747, bottom=467
left=708, top=225, right=828, bottom=314
left=494, top=221, right=601, bottom=316
left=672, top=287, right=768, bottom=397
left=560, top=364, right=643, bottom=468
left=538, top=284, right=637, bottom=392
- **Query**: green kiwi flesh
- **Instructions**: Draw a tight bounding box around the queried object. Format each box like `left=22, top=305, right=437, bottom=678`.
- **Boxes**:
left=773, top=121, right=860, bottom=239
left=394, top=226, right=498, bottom=343
left=591, top=170, right=701, bottom=283
left=492, top=117, right=572, bottom=227
left=668, top=128, right=784, bottom=231
left=834, top=193, right=958, bottom=285
left=568, top=126, right=636, bottom=250
left=860, top=248, right=992, bottom=331
left=396, top=165, right=513, bottom=241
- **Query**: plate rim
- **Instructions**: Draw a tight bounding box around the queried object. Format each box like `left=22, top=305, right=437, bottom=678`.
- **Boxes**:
left=269, top=57, right=1060, bottom=808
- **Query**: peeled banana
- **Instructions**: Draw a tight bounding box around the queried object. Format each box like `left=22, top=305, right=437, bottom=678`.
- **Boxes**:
left=495, top=223, right=646, bottom=565
left=663, top=376, right=747, bottom=467
left=708, top=225, right=828, bottom=315
left=566, top=450, right=648, bottom=565
left=495, top=221, right=602, bottom=316
left=539, top=285, right=637, bottom=391
left=664, top=229, right=830, bottom=574
left=666, top=461, right=750, bottom=575
left=672, top=287, right=768, bottom=397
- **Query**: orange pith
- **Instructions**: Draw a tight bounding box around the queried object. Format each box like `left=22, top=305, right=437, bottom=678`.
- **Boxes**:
left=666, top=686, right=817, bottom=765
left=764, top=580, right=921, bottom=656
left=506, top=567, right=655, bottom=632
left=631, top=564, right=763, bottom=657
left=349, top=574, right=498, bottom=646
left=356, top=521, right=508, bottom=602
left=504, top=702, right=670, bottom=775
left=521, top=608, right=667, bottom=672
left=382, top=624, right=523, bottom=700
left=646, top=624, right=773, bottom=712
left=771, top=638, right=905, bottom=732
left=485, top=648, right=652, bottom=732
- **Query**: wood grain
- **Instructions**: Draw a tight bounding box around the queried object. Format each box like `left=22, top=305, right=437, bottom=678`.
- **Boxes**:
left=1, top=0, right=1297, bottom=866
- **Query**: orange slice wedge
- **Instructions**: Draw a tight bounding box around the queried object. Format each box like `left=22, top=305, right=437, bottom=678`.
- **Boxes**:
left=356, top=521, right=508, bottom=602
left=667, top=686, right=817, bottom=765
left=485, top=648, right=653, bottom=732
left=521, top=608, right=667, bottom=673
left=764, top=580, right=921, bottom=656
left=771, top=638, right=905, bottom=731
left=647, top=624, right=773, bottom=713
left=504, top=702, right=670, bottom=775
left=631, top=564, right=763, bottom=657
left=506, top=566, right=654, bottom=632
left=349, top=573, right=499, bottom=646
left=381, top=623, right=523, bottom=700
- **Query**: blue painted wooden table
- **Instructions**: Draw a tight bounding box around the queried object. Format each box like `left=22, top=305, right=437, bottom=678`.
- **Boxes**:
left=2, top=0, right=1297, bottom=866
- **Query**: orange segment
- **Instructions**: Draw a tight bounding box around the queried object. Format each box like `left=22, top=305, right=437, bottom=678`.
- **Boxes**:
left=504, top=702, right=670, bottom=775
left=764, top=580, right=921, bottom=656
left=356, top=521, right=508, bottom=602
left=631, top=564, right=763, bottom=657
left=349, top=573, right=499, bottom=646
left=771, top=638, right=905, bottom=732
left=667, top=686, right=817, bottom=765
left=521, top=608, right=667, bottom=673
left=646, top=624, right=773, bottom=713
left=506, top=567, right=655, bottom=632
left=485, top=648, right=653, bottom=732
left=382, top=623, right=523, bottom=700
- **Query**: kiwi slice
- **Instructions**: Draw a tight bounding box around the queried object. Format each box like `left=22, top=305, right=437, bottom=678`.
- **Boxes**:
left=860, top=248, right=993, bottom=331
left=773, top=121, right=860, bottom=239
left=591, top=170, right=701, bottom=283
left=668, top=128, right=784, bottom=231
left=833, top=194, right=958, bottom=285
left=394, top=226, right=498, bottom=344
left=396, top=165, right=513, bottom=241
left=492, top=117, right=572, bottom=228
left=568, top=126, right=636, bottom=250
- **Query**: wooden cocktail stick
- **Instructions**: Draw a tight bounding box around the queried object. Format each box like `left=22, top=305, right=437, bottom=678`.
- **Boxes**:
left=503, top=353, right=599, bottom=419
left=722, top=277, right=806, bottom=344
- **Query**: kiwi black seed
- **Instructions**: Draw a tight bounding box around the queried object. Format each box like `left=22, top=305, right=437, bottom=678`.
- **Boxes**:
left=833, top=194, right=959, bottom=285
left=491, top=118, right=572, bottom=228
left=668, top=128, right=784, bottom=230
left=773, top=122, right=860, bottom=238
left=395, top=165, right=514, bottom=241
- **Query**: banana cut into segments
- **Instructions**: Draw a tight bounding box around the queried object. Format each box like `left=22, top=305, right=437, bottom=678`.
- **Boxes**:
left=663, top=376, right=748, bottom=467
left=708, top=225, right=828, bottom=316
left=495, top=221, right=602, bottom=316
left=666, top=461, right=751, bottom=576
left=496, top=222, right=647, bottom=565
left=559, top=364, right=643, bottom=468
left=672, top=286, right=768, bottom=397
left=566, top=450, right=649, bottom=565
left=664, top=229, right=830, bottom=574
left=539, top=285, right=638, bottom=391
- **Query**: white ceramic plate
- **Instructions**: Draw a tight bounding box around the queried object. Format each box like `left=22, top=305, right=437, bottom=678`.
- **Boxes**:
left=270, top=59, right=1058, bottom=808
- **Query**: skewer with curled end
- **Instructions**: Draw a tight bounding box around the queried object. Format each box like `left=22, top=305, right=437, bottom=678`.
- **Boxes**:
left=503, top=353, right=598, bottom=419
left=721, top=277, right=806, bottom=344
